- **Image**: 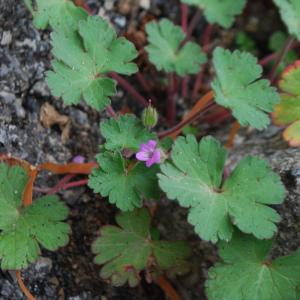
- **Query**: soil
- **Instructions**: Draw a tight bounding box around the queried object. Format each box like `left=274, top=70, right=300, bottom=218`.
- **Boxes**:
left=0, top=0, right=300, bottom=300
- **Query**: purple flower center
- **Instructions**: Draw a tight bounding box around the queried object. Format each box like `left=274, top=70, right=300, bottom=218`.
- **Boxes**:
left=135, top=140, right=161, bottom=167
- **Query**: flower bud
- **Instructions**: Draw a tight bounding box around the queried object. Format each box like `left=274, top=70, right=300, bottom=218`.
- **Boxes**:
left=142, top=105, right=158, bottom=129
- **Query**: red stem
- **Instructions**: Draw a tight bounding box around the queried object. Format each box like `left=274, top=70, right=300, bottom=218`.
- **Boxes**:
left=106, top=105, right=117, bottom=118
left=110, top=73, right=148, bottom=107
left=62, top=179, right=89, bottom=190
left=181, top=76, right=189, bottom=99
left=192, top=24, right=213, bottom=99
left=135, top=73, right=158, bottom=103
left=167, top=73, right=177, bottom=126
left=47, top=174, right=76, bottom=195
left=186, top=10, right=202, bottom=38
left=159, top=91, right=214, bottom=139
left=181, top=4, right=188, bottom=34
left=269, top=36, right=295, bottom=84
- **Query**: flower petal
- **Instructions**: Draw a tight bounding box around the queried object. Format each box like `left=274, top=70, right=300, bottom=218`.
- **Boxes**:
left=136, top=151, right=150, bottom=161
left=146, top=150, right=161, bottom=167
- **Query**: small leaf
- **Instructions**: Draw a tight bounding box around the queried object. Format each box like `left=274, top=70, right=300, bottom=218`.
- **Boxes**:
left=158, top=135, right=285, bottom=243
left=212, top=47, right=280, bottom=129
left=273, top=0, right=300, bottom=41
left=88, top=152, right=160, bottom=211
left=25, top=0, right=88, bottom=30
left=92, top=208, right=191, bottom=287
left=181, top=0, right=246, bottom=28
left=0, top=163, right=70, bottom=269
left=273, top=61, right=300, bottom=146
left=100, top=114, right=155, bottom=151
left=47, top=16, right=138, bottom=111
left=206, top=230, right=300, bottom=300
left=145, top=19, right=207, bottom=76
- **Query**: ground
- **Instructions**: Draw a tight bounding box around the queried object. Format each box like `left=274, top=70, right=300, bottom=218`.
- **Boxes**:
left=0, top=0, right=300, bottom=299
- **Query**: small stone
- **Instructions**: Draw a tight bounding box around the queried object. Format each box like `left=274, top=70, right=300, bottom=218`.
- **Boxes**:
left=140, top=0, right=150, bottom=10
left=114, top=16, right=126, bottom=28
left=35, top=257, right=53, bottom=274
left=1, top=31, right=12, bottom=46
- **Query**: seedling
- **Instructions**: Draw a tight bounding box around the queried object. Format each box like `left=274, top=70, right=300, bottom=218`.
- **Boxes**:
left=11, top=0, right=300, bottom=299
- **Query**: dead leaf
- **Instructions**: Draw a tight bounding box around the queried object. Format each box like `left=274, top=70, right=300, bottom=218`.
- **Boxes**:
left=40, top=102, right=71, bottom=143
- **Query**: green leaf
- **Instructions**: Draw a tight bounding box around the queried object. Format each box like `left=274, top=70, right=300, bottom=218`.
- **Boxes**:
left=235, top=32, right=257, bottom=54
left=158, top=135, right=285, bottom=243
left=100, top=114, right=155, bottom=151
left=212, top=47, right=280, bottom=129
left=273, top=0, right=300, bottom=41
left=273, top=61, right=300, bottom=146
left=145, top=19, right=207, bottom=76
left=24, top=0, right=88, bottom=30
left=88, top=152, right=160, bottom=211
left=181, top=0, right=246, bottom=28
left=92, top=208, right=191, bottom=287
left=0, top=163, right=70, bottom=269
left=206, top=231, right=300, bottom=300
left=46, top=16, right=138, bottom=111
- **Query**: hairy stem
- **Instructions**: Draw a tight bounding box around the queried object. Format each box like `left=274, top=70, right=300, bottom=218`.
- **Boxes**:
left=156, top=275, right=182, bottom=300
left=110, top=72, right=148, bottom=107
left=16, top=271, right=36, bottom=300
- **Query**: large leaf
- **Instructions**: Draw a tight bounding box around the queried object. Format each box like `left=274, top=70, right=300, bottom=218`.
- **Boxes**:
left=206, top=231, right=300, bottom=300
left=0, top=163, right=70, bottom=269
left=212, top=47, right=280, bottom=129
left=47, top=16, right=138, bottom=111
left=158, top=135, right=285, bottom=243
left=92, top=208, right=191, bottom=287
left=88, top=152, right=160, bottom=211
left=181, top=0, right=246, bottom=28
left=145, top=19, right=207, bottom=76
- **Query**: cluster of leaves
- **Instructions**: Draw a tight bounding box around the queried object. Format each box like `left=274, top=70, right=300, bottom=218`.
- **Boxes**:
left=19, top=0, right=300, bottom=299
left=0, top=163, right=70, bottom=270
left=92, top=208, right=191, bottom=286
left=273, top=61, right=300, bottom=146
left=88, top=114, right=160, bottom=211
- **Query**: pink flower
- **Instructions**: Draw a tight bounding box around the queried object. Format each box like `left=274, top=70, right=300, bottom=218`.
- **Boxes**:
left=136, top=140, right=161, bottom=167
